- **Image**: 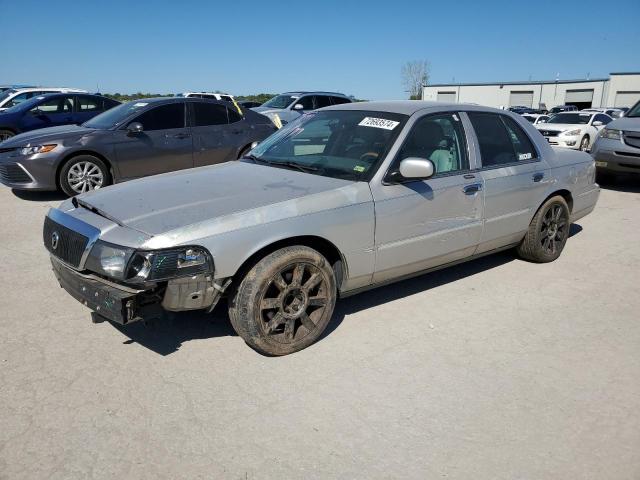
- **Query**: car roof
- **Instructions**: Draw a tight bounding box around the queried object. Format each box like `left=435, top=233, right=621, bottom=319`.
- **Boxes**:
left=281, top=91, right=348, bottom=97
left=7, top=87, right=86, bottom=93
left=182, top=91, right=233, bottom=96
left=323, top=100, right=507, bottom=115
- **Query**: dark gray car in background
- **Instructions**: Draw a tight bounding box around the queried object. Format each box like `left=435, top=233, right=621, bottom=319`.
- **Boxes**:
left=0, top=97, right=276, bottom=195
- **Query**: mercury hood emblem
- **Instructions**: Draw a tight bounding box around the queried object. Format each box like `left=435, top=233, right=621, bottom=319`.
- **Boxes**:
left=51, top=231, right=59, bottom=250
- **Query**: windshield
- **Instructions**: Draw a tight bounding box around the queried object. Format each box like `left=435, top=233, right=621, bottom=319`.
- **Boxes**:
left=261, top=94, right=298, bottom=109
left=246, top=110, right=408, bottom=181
left=547, top=113, right=592, bottom=124
left=626, top=101, right=640, bottom=118
left=522, top=115, right=535, bottom=123
left=0, top=89, right=17, bottom=104
left=82, top=101, right=150, bottom=129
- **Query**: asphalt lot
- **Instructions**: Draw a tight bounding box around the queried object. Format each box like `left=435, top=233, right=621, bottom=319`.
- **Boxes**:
left=1, top=178, right=639, bottom=480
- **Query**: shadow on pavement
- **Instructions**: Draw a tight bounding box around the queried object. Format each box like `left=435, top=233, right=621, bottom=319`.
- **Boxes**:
left=12, top=189, right=68, bottom=202
left=597, top=175, right=640, bottom=193
left=110, top=250, right=522, bottom=356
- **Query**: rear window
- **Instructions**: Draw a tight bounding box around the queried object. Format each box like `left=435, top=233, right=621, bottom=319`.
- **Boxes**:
left=192, top=102, right=228, bottom=126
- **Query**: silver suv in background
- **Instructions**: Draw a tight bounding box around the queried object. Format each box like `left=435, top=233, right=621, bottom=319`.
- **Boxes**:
left=0, top=87, right=87, bottom=111
left=591, top=100, right=640, bottom=177
left=252, top=91, right=352, bottom=126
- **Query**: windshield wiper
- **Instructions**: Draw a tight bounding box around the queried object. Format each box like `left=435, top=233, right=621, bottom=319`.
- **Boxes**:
left=262, top=159, right=319, bottom=173
left=243, top=154, right=319, bottom=173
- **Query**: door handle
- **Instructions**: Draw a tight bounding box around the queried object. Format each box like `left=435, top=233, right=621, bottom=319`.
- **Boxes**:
left=462, top=183, right=482, bottom=195
left=533, top=172, right=544, bottom=182
left=168, top=133, right=191, bottom=139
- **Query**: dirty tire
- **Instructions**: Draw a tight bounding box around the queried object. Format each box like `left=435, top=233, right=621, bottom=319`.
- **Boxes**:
left=228, top=246, right=337, bottom=356
left=0, top=129, right=15, bottom=142
left=517, top=195, right=570, bottom=263
left=59, top=155, right=111, bottom=196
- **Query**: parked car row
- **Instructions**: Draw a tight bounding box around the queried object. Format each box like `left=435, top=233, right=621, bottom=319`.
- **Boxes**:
left=40, top=101, right=600, bottom=355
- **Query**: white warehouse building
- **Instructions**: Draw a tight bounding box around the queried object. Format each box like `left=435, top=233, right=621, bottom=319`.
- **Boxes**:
left=422, top=72, right=640, bottom=111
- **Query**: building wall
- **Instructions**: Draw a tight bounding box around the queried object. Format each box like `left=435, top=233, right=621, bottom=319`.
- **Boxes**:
left=422, top=73, right=640, bottom=110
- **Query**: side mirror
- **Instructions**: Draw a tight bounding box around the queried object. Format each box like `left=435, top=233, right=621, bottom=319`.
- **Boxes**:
left=592, top=121, right=603, bottom=127
left=398, top=157, right=435, bottom=180
left=127, top=122, right=144, bottom=135
left=293, top=103, right=304, bottom=110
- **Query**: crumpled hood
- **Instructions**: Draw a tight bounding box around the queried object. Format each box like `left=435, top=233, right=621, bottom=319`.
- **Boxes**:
left=77, top=161, right=356, bottom=237
left=0, top=125, right=95, bottom=147
left=607, top=116, right=640, bottom=132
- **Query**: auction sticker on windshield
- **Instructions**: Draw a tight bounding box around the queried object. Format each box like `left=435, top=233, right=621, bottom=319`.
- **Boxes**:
left=358, top=117, right=400, bottom=130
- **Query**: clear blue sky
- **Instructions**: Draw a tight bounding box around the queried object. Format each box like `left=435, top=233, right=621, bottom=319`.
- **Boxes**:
left=1, top=0, right=638, bottom=99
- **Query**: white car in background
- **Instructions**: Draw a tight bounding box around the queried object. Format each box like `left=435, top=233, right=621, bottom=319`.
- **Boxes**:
left=0, top=87, right=87, bottom=111
left=535, top=111, right=613, bottom=151
left=581, top=107, right=625, bottom=119
left=177, top=91, right=236, bottom=103
left=522, top=113, right=549, bottom=125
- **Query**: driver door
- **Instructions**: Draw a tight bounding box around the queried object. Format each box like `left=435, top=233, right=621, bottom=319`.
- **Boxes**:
left=370, top=112, right=484, bottom=283
left=22, top=95, right=75, bottom=131
left=113, top=102, right=193, bottom=179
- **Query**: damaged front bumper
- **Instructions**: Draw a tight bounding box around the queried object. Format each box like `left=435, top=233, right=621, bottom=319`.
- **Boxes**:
left=51, top=256, right=229, bottom=325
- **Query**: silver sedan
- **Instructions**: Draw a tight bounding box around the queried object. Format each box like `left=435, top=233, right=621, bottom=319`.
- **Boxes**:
left=43, top=101, right=600, bottom=355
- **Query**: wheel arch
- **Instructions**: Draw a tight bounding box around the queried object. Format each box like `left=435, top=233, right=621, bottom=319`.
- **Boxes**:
left=541, top=188, right=574, bottom=213
left=229, top=235, right=347, bottom=294
left=0, top=126, right=17, bottom=134
left=55, top=150, right=113, bottom=189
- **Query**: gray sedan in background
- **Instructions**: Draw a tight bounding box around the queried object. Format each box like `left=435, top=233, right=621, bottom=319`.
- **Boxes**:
left=43, top=101, right=599, bottom=355
left=0, top=97, right=276, bottom=195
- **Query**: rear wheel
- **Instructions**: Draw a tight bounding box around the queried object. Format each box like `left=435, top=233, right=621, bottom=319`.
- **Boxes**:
left=228, top=246, right=337, bottom=355
left=517, top=195, right=570, bottom=263
left=59, top=155, right=111, bottom=196
left=0, top=129, right=15, bottom=142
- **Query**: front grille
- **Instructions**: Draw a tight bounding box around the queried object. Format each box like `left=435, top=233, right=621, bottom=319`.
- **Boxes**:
left=539, top=130, right=560, bottom=137
left=43, top=216, right=89, bottom=268
left=0, top=163, right=31, bottom=183
left=623, top=131, right=640, bottom=149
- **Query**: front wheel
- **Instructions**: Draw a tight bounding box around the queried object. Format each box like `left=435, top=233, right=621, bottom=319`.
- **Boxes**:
left=579, top=135, right=590, bottom=151
left=0, top=129, right=15, bottom=142
left=59, top=155, right=111, bottom=196
left=228, top=246, right=337, bottom=355
left=517, top=195, right=570, bottom=263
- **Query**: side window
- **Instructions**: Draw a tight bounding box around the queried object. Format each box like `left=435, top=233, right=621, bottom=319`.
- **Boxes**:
left=34, top=96, right=74, bottom=114
left=468, top=112, right=529, bottom=167
left=314, top=95, right=332, bottom=109
left=133, top=103, right=185, bottom=130
left=227, top=106, right=243, bottom=123
left=330, top=96, right=351, bottom=105
left=397, top=113, right=469, bottom=175
left=594, top=114, right=611, bottom=125
left=500, top=116, right=538, bottom=161
left=77, top=96, right=102, bottom=111
left=294, top=96, right=314, bottom=111
left=104, top=98, right=120, bottom=110
left=192, top=102, right=228, bottom=126
left=220, top=95, right=233, bottom=103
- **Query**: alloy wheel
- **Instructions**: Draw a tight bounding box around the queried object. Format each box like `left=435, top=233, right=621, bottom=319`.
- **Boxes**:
left=258, top=262, right=329, bottom=344
left=67, top=161, right=104, bottom=194
left=540, top=204, right=568, bottom=255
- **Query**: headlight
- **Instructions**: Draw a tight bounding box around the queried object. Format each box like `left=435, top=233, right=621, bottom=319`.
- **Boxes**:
left=85, top=242, right=212, bottom=283
left=562, top=129, right=581, bottom=136
left=84, top=241, right=135, bottom=280
left=19, top=144, right=57, bottom=155
left=599, top=128, right=622, bottom=140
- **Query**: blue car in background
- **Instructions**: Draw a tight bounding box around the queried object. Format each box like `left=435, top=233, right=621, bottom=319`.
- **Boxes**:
left=0, top=93, right=120, bottom=142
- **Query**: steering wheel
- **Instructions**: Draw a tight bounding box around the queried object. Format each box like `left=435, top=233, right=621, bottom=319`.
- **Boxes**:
left=359, top=152, right=379, bottom=162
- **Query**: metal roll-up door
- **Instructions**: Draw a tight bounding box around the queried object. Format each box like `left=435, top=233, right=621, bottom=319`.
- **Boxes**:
left=509, top=91, right=534, bottom=107
left=565, top=89, right=594, bottom=103
left=437, top=91, right=457, bottom=102
left=614, top=91, right=640, bottom=108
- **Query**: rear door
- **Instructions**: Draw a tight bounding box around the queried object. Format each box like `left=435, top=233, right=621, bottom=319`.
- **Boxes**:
left=75, top=95, right=104, bottom=124
left=190, top=101, right=244, bottom=166
left=113, top=102, right=193, bottom=179
left=467, top=112, right=547, bottom=254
